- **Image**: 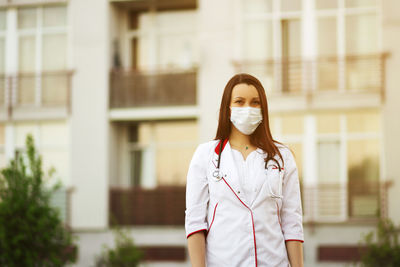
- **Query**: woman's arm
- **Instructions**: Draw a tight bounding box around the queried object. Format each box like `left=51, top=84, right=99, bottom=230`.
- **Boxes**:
left=286, top=240, right=304, bottom=267
left=185, top=143, right=210, bottom=266
left=187, top=232, right=206, bottom=267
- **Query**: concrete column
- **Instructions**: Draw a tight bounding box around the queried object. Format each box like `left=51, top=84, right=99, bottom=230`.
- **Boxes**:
left=69, top=0, right=110, bottom=229
left=382, top=0, right=400, bottom=224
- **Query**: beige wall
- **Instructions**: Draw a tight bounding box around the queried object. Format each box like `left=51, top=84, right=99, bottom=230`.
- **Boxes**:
left=382, top=0, right=400, bottom=224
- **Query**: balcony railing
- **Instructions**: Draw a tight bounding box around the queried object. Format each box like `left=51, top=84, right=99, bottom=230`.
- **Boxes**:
left=0, top=71, right=73, bottom=119
left=234, top=54, right=387, bottom=99
left=110, top=0, right=197, bottom=11
left=109, top=186, right=185, bottom=226
left=109, top=69, right=197, bottom=108
left=302, top=181, right=391, bottom=223
left=109, top=181, right=390, bottom=226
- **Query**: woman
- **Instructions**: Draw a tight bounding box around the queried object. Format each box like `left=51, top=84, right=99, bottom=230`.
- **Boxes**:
left=185, top=73, right=304, bottom=267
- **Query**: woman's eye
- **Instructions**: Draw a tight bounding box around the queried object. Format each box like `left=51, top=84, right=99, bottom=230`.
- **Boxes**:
left=235, top=100, right=242, bottom=104
left=253, top=101, right=260, bottom=105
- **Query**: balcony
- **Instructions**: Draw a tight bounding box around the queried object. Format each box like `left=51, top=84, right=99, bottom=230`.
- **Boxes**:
left=109, top=181, right=390, bottom=227
left=109, top=68, right=197, bottom=109
left=234, top=54, right=388, bottom=111
left=110, top=0, right=197, bottom=11
left=0, top=0, right=67, bottom=7
left=0, top=71, right=73, bottom=121
left=302, top=180, right=391, bottom=224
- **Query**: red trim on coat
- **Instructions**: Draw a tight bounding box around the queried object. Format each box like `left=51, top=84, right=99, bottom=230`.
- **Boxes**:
left=206, top=203, right=219, bottom=236
left=285, top=239, right=304, bottom=243
left=221, top=177, right=258, bottom=267
left=272, top=166, right=284, bottom=170
left=186, top=229, right=207, bottom=239
left=214, top=139, right=228, bottom=155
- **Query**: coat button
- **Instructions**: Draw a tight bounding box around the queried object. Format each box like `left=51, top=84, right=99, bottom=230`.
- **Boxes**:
left=237, top=191, right=240, bottom=194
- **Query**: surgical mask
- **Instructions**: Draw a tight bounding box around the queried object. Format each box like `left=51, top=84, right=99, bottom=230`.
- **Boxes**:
left=230, top=107, right=263, bottom=135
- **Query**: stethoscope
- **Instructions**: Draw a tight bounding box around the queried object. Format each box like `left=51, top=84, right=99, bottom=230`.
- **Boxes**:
left=212, top=142, right=284, bottom=199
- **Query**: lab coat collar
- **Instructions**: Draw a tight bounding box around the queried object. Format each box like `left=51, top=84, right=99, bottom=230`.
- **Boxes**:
left=214, top=139, right=250, bottom=207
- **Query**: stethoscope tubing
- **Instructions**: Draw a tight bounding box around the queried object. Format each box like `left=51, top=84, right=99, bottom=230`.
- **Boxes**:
left=213, top=141, right=283, bottom=198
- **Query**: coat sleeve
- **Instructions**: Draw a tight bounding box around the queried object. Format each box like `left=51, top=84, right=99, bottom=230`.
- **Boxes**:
left=280, top=148, right=304, bottom=243
left=185, top=143, right=210, bottom=238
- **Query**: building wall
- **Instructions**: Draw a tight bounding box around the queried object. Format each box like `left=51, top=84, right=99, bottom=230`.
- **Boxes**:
left=382, top=0, right=400, bottom=225
left=69, top=0, right=109, bottom=229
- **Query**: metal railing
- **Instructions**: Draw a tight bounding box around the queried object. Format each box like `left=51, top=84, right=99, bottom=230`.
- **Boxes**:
left=0, top=70, right=73, bottom=119
left=109, top=68, right=197, bottom=108
left=234, top=54, right=387, bottom=99
left=302, top=181, right=391, bottom=223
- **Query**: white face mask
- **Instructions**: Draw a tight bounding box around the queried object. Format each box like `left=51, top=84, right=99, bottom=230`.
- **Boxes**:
left=230, top=107, right=263, bottom=135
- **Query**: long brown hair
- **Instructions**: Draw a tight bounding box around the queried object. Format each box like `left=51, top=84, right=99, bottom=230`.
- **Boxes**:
left=214, top=73, right=284, bottom=169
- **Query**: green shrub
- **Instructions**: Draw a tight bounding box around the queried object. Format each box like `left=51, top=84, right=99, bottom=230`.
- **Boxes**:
left=0, top=134, right=77, bottom=266
left=359, top=218, right=400, bottom=267
left=95, top=225, right=143, bottom=267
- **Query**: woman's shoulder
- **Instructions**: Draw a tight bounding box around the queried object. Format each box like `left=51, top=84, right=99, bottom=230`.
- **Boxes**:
left=193, top=140, right=219, bottom=156
left=273, top=141, right=295, bottom=161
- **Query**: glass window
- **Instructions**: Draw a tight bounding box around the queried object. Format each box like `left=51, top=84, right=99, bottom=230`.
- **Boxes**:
left=0, top=10, right=6, bottom=30
left=19, top=36, right=36, bottom=72
left=316, top=0, right=338, bottom=9
left=346, top=14, right=378, bottom=54
left=316, top=141, right=343, bottom=218
left=282, top=19, right=301, bottom=58
left=346, top=0, right=377, bottom=8
left=18, top=8, right=37, bottom=29
left=318, top=17, right=337, bottom=56
left=42, top=34, right=67, bottom=71
left=43, top=5, right=67, bottom=27
left=281, top=114, right=303, bottom=135
left=346, top=110, right=380, bottom=133
left=347, top=139, right=379, bottom=217
left=317, top=113, right=341, bottom=134
left=243, top=0, right=272, bottom=14
left=281, top=0, right=302, bottom=12
left=243, top=20, right=273, bottom=60
left=158, top=33, right=197, bottom=69
left=317, top=141, right=341, bottom=183
left=281, top=19, right=302, bottom=92
left=347, top=140, right=379, bottom=182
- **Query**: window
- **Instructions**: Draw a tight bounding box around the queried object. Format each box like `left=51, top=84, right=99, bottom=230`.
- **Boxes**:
left=281, top=0, right=302, bottom=12
left=281, top=19, right=301, bottom=92
left=17, top=5, right=68, bottom=106
left=131, top=10, right=198, bottom=71
left=317, top=17, right=338, bottom=91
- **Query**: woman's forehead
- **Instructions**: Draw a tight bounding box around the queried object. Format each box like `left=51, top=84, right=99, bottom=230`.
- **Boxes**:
left=231, top=83, right=259, bottom=98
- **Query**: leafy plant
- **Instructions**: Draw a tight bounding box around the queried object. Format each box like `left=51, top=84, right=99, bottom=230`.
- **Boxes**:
left=0, top=134, right=77, bottom=266
left=359, top=218, right=400, bottom=267
left=95, top=223, right=143, bottom=267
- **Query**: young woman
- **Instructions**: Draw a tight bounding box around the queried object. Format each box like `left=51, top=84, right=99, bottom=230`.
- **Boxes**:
left=185, top=73, right=304, bottom=267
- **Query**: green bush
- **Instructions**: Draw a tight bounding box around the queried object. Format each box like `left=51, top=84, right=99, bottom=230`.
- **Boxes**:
left=95, top=224, right=143, bottom=267
left=359, top=218, right=400, bottom=267
left=0, top=134, right=77, bottom=266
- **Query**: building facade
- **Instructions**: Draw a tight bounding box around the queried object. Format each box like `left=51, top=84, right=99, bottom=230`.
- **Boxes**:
left=0, top=0, right=399, bottom=266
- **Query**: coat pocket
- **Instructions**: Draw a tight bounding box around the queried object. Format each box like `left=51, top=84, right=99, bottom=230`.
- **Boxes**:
left=265, top=167, right=283, bottom=198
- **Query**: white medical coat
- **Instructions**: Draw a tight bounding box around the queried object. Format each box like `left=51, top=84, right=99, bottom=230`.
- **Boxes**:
left=185, top=139, right=304, bottom=267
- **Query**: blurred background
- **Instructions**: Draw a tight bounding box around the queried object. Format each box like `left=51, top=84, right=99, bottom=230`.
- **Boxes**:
left=0, top=0, right=399, bottom=266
